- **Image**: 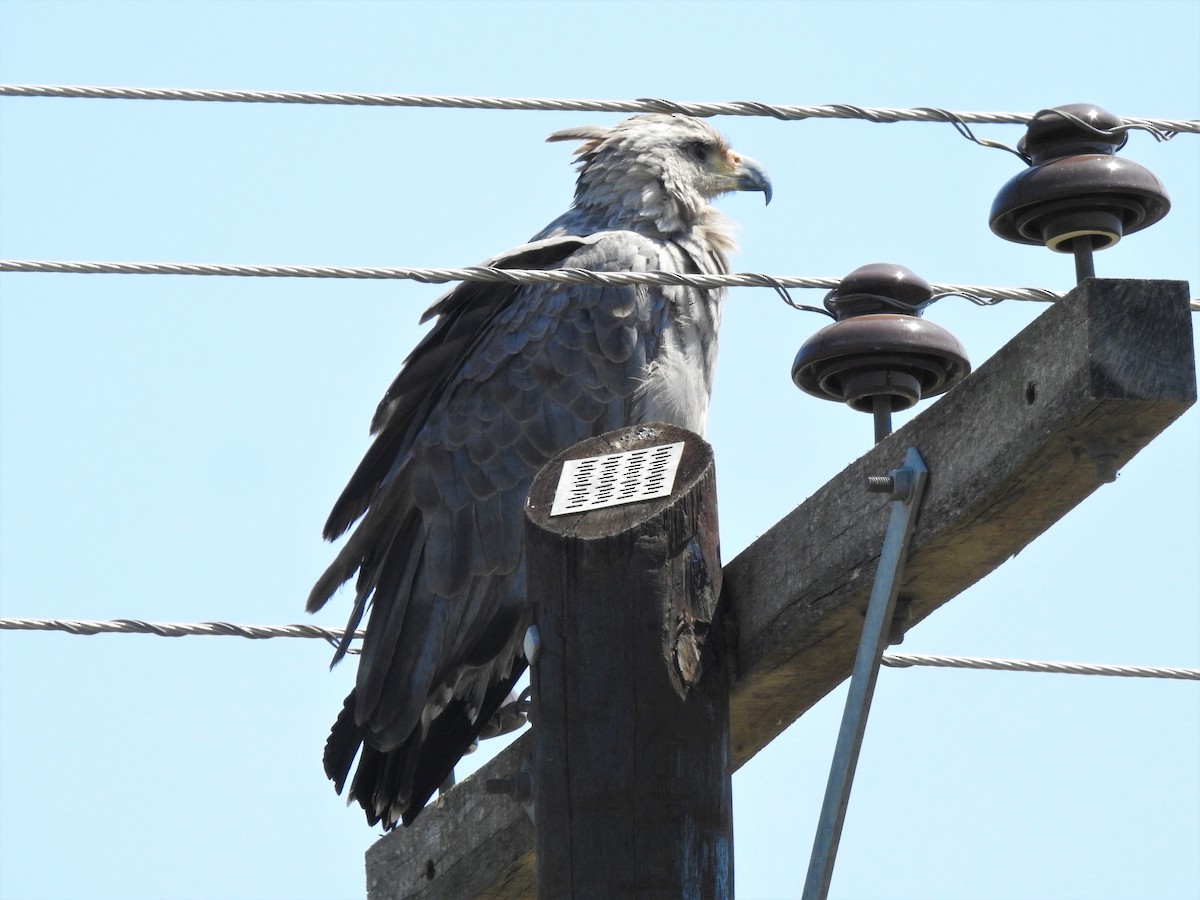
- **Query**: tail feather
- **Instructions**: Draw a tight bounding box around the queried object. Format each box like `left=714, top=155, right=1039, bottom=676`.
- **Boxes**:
left=323, top=692, right=364, bottom=794
left=323, top=665, right=527, bottom=828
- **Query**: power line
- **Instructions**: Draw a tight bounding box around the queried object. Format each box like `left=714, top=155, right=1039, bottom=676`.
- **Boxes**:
left=4, top=88, right=1194, bottom=311
left=2, top=83, right=1197, bottom=136
left=0, top=258, right=848, bottom=290
left=2, top=617, right=1196, bottom=682
left=881, top=653, right=1200, bottom=681
left=0, top=616, right=346, bottom=642
left=6, top=259, right=1196, bottom=311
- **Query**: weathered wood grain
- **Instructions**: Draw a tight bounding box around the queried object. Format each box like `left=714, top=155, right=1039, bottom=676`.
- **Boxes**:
left=727, top=278, right=1196, bottom=765
left=364, top=734, right=535, bottom=900
left=526, top=424, right=731, bottom=899
left=365, top=279, right=1196, bottom=899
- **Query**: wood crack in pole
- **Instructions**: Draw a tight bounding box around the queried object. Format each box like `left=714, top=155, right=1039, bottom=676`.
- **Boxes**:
left=363, top=278, right=1196, bottom=900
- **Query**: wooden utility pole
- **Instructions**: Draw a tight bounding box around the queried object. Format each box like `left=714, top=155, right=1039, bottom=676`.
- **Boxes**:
left=524, top=424, right=731, bottom=899
left=365, top=278, right=1196, bottom=900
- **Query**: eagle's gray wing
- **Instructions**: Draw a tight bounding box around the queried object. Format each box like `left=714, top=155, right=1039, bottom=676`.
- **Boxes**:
left=309, top=230, right=707, bottom=827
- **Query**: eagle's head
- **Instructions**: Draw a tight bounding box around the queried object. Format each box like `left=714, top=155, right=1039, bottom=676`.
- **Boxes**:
left=548, top=114, right=771, bottom=235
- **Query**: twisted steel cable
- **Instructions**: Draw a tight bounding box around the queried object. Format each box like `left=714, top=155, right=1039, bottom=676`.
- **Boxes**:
left=2, top=617, right=1197, bottom=681
left=7, top=258, right=1185, bottom=309
left=882, top=653, right=1200, bottom=681
left=3, top=84, right=1197, bottom=135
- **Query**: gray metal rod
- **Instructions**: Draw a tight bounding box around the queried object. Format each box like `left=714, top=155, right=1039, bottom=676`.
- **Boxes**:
left=802, top=447, right=929, bottom=900
left=1073, top=238, right=1096, bottom=283
left=872, top=395, right=893, bottom=444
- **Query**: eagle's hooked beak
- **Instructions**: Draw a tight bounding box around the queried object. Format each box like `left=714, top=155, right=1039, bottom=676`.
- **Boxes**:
left=732, top=154, right=773, bottom=206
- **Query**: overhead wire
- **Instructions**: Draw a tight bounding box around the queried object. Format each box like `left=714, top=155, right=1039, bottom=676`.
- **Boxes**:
left=1, top=83, right=1194, bottom=132
left=2, top=85, right=1195, bottom=311
left=2, top=259, right=1195, bottom=312
left=1, top=616, right=1196, bottom=681
left=0, top=617, right=356, bottom=655
left=881, top=653, right=1200, bottom=681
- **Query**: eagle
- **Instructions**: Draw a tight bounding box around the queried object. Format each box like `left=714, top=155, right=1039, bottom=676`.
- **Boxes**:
left=308, top=114, right=771, bottom=828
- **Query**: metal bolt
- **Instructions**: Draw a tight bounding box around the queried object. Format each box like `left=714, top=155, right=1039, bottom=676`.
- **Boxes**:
left=1070, top=438, right=1122, bottom=484
left=865, top=468, right=915, bottom=502
left=889, top=595, right=913, bottom=646
left=865, top=475, right=895, bottom=494
left=1094, top=453, right=1119, bottom=484
left=486, top=772, right=533, bottom=803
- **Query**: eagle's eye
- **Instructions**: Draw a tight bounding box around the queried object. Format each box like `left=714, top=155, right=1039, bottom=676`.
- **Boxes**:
left=682, top=140, right=711, bottom=163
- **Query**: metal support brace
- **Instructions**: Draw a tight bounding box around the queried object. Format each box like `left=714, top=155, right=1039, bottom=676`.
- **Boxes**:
left=802, top=447, right=929, bottom=900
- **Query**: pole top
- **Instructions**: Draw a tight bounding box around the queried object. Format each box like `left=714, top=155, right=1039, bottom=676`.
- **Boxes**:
left=526, top=423, right=713, bottom=539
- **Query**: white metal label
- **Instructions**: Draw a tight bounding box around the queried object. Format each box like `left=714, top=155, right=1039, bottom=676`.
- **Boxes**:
left=550, top=441, right=685, bottom=516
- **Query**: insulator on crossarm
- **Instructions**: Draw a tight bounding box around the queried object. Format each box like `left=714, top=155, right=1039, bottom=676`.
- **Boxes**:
left=989, top=103, right=1170, bottom=282
left=792, top=263, right=971, bottom=443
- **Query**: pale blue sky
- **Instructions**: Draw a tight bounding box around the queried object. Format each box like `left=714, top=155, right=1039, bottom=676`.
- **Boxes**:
left=1, top=2, right=1197, bottom=898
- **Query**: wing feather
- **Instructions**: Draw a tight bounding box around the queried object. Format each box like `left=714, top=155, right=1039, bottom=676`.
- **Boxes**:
left=318, top=227, right=697, bottom=825
left=320, top=238, right=589, bottom=541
